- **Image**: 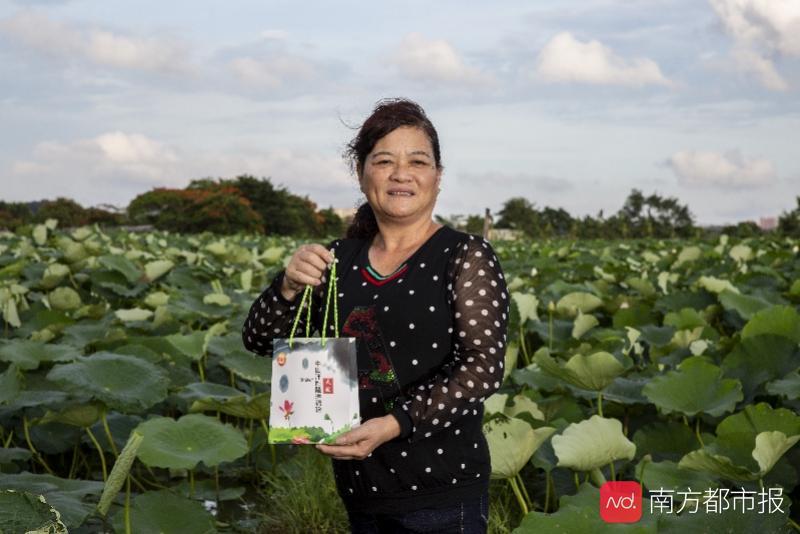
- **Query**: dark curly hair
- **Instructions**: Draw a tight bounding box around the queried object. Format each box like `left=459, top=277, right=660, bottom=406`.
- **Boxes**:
left=344, top=98, right=442, bottom=239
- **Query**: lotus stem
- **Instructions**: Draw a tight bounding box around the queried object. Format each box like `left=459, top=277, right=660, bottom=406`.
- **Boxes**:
left=68, top=442, right=80, bottom=479
left=1, top=428, right=12, bottom=448
left=23, top=416, right=55, bottom=476
left=609, top=461, right=616, bottom=481
left=125, top=475, right=132, bottom=534
left=508, top=476, right=529, bottom=516
left=788, top=517, right=800, bottom=532
left=544, top=471, right=551, bottom=513
left=516, top=473, right=533, bottom=509
left=518, top=324, right=531, bottom=366
left=85, top=426, right=108, bottom=481
left=215, top=465, right=220, bottom=501
left=101, top=410, right=119, bottom=457
left=197, top=357, right=206, bottom=382
left=574, top=472, right=580, bottom=492
left=597, top=392, right=604, bottom=417
left=548, top=310, right=554, bottom=351
left=590, top=467, right=606, bottom=487
left=694, top=417, right=705, bottom=447
left=189, top=469, right=195, bottom=498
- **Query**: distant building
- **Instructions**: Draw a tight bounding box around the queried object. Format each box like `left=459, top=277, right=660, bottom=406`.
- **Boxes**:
left=759, top=217, right=777, bottom=231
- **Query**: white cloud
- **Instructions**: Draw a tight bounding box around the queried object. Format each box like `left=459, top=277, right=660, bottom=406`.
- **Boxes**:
left=229, top=55, right=316, bottom=88
left=709, top=0, right=800, bottom=90
left=535, top=32, right=672, bottom=87
left=7, top=132, right=355, bottom=208
left=0, top=10, right=189, bottom=73
left=390, top=33, right=488, bottom=85
left=260, top=29, right=289, bottom=41
left=667, top=149, right=776, bottom=188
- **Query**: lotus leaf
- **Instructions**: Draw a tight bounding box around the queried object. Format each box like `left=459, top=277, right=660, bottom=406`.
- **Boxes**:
left=741, top=305, right=800, bottom=343
left=484, top=417, right=555, bottom=479
left=642, top=356, right=742, bottom=417
left=718, top=289, right=770, bottom=320
left=41, top=263, right=70, bottom=289
left=696, top=275, right=738, bottom=294
left=0, top=340, right=80, bottom=370
left=673, top=245, right=701, bottom=267
left=48, top=287, right=82, bottom=311
left=135, top=413, right=247, bottom=469
left=556, top=291, right=602, bottom=316
left=47, top=352, right=169, bottom=412
left=484, top=393, right=509, bottom=415
left=111, top=490, right=215, bottom=534
left=552, top=415, right=635, bottom=472
left=144, top=260, right=174, bottom=282
left=765, top=371, right=800, bottom=400
left=114, top=307, right=154, bottom=322
left=535, top=347, right=625, bottom=391
left=0, top=490, right=68, bottom=534
left=571, top=311, right=598, bottom=339
left=0, top=473, right=103, bottom=528
left=98, top=255, right=142, bottom=284
left=505, top=394, right=545, bottom=421
left=512, top=292, right=539, bottom=323
left=219, top=350, right=271, bottom=383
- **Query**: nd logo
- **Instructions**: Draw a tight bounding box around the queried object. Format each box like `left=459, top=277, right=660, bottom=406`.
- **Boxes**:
left=600, top=481, right=642, bottom=523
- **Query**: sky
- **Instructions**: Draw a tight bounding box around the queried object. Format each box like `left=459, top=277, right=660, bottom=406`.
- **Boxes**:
left=1, top=0, right=799, bottom=226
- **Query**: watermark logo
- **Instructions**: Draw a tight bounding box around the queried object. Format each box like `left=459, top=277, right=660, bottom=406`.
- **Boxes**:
left=600, top=481, right=642, bottom=523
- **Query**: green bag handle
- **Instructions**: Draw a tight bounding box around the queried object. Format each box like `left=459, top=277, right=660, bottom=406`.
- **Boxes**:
left=287, top=252, right=339, bottom=348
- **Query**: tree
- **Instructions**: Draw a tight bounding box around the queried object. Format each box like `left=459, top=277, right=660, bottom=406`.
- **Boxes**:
left=778, top=196, right=800, bottom=237
left=33, top=197, right=87, bottom=227
left=496, top=197, right=540, bottom=236
left=614, top=189, right=695, bottom=238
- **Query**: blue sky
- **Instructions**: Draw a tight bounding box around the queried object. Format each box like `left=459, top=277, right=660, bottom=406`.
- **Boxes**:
left=1, top=0, right=798, bottom=225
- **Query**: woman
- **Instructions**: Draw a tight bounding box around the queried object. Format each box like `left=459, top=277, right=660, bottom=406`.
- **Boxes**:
left=242, top=98, right=509, bottom=533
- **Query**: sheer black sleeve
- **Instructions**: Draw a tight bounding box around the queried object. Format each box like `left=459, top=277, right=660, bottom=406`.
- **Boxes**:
left=390, top=235, right=510, bottom=442
left=241, top=239, right=341, bottom=357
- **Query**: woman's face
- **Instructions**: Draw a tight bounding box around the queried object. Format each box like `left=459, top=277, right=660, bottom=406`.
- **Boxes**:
left=359, top=125, right=441, bottom=224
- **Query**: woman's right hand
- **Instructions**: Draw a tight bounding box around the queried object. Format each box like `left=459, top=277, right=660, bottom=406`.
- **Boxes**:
left=280, top=244, right=335, bottom=301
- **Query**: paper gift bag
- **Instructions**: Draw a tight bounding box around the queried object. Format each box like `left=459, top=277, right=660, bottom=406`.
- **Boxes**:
left=267, top=253, right=360, bottom=444
left=268, top=336, right=359, bottom=444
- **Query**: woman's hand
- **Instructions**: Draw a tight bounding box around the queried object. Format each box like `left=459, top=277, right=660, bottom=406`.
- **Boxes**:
left=315, top=415, right=401, bottom=460
left=281, top=244, right=335, bottom=301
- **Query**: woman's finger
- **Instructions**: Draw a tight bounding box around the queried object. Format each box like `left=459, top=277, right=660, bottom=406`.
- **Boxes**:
left=305, top=244, right=335, bottom=265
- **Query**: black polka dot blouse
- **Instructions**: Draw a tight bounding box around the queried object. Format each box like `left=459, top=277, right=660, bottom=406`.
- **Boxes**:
left=242, top=225, right=510, bottom=514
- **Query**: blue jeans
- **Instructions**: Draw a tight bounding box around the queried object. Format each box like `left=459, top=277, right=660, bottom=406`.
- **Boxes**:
left=346, top=491, right=489, bottom=533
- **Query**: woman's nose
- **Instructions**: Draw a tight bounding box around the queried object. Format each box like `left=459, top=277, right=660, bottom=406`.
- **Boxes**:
left=389, top=160, right=413, bottom=181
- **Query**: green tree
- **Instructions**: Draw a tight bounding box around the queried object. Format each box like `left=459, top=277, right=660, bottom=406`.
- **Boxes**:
left=34, top=197, right=87, bottom=227
left=496, top=197, right=540, bottom=236
left=778, top=196, right=800, bottom=237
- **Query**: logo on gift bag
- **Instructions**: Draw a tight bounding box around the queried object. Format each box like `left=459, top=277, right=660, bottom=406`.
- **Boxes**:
left=600, top=481, right=642, bottom=523
left=323, top=377, right=334, bottom=394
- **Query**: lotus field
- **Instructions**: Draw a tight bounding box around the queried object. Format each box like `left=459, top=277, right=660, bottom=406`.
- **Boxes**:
left=0, top=220, right=799, bottom=532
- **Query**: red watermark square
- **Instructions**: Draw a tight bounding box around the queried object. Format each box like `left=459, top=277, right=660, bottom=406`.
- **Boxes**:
left=600, top=481, right=642, bottom=523
left=322, top=377, right=334, bottom=394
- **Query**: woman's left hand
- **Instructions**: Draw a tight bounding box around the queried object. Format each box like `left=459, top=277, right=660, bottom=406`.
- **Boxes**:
left=316, top=414, right=401, bottom=460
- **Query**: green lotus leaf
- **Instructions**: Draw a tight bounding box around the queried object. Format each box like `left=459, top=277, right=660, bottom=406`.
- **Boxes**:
left=191, top=392, right=270, bottom=420
left=32, top=224, right=49, bottom=246
left=571, top=311, right=598, bottom=339
left=1, top=296, right=20, bottom=328
left=642, top=356, right=742, bottom=417
left=721, top=335, right=799, bottom=400
left=624, top=277, right=656, bottom=297
left=485, top=417, right=555, bottom=479
left=503, top=343, right=518, bottom=382
left=70, top=226, right=92, bottom=241
left=741, top=305, right=800, bottom=343
left=260, top=246, right=285, bottom=264
left=47, top=352, right=169, bottom=413
left=39, top=402, right=104, bottom=428
left=110, top=490, right=215, bottom=534
left=697, top=275, right=738, bottom=295
left=632, top=421, right=698, bottom=462
left=203, top=293, right=231, bottom=306
left=135, top=414, right=248, bottom=469
left=717, top=290, right=770, bottom=320
left=505, top=394, right=545, bottom=421
left=752, top=431, right=800, bottom=475
left=0, top=490, right=68, bottom=534
left=663, top=307, right=706, bottom=330
left=98, top=255, right=142, bottom=284
left=677, top=449, right=759, bottom=481
left=556, top=292, right=602, bottom=317
left=714, top=402, right=800, bottom=469
left=41, top=263, right=71, bottom=289
left=0, top=447, right=32, bottom=464
left=728, top=244, right=753, bottom=262
left=513, top=482, right=658, bottom=533
left=552, top=415, right=635, bottom=472
left=0, top=364, right=20, bottom=404
left=144, top=260, right=174, bottom=283
left=673, top=245, right=701, bottom=267
left=114, top=307, right=154, bottom=322
left=166, top=331, right=206, bottom=361
left=48, top=287, right=82, bottom=311
left=512, top=292, right=539, bottom=323
left=636, top=458, right=718, bottom=495
left=484, top=393, right=509, bottom=415
left=765, top=371, right=800, bottom=400
left=0, top=473, right=104, bottom=529
left=0, top=340, right=80, bottom=370
left=143, top=291, right=170, bottom=308
left=219, top=350, right=271, bottom=383
left=535, top=347, right=625, bottom=391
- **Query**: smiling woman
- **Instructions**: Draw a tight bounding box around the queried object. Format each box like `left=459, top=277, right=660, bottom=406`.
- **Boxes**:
left=242, top=98, right=509, bottom=534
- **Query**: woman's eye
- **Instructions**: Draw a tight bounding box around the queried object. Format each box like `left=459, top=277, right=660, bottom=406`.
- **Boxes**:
left=412, top=160, right=427, bottom=166
left=375, top=160, right=391, bottom=165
